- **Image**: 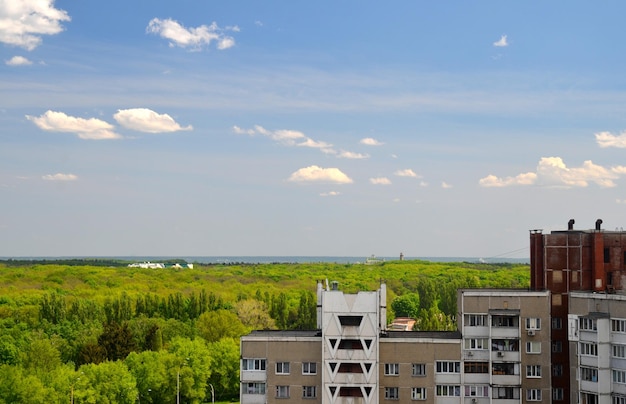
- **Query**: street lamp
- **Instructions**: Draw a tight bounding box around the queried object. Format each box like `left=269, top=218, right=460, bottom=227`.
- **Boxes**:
left=209, top=383, right=215, bottom=404
left=176, top=358, right=189, bottom=404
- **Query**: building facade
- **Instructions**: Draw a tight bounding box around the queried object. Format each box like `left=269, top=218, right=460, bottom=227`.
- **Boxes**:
left=567, top=291, right=626, bottom=404
left=240, top=283, right=551, bottom=404
left=530, top=219, right=626, bottom=403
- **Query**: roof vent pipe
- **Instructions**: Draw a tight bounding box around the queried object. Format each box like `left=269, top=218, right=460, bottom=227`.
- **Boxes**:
left=596, top=219, right=603, bottom=231
left=568, top=219, right=575, bottom=230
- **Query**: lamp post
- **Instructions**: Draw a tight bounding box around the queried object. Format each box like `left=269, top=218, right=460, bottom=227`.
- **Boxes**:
left=176, top=358, right=189, bottom=404
left=209, top=383, right=215, bottom=404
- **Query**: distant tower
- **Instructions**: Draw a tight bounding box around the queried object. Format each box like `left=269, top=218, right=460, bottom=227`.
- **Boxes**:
left=399, top=252, right=404, bottom=261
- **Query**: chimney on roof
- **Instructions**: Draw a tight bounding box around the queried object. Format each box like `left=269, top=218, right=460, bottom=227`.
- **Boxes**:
left=568, top=219, right=575, bottom=230
left=596, top=219, right=603, bottom=231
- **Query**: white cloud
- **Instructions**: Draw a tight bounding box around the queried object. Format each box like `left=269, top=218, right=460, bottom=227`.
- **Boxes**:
left=6, top=56, right=32, bottom=66
left=370, top=177, right=391, bottom=185
left=493, top=35, right=508, bottom=47
left=232, top=125, right=256, bottom=135
left=479, top=173, right=537, bottom=187
left=113, top=108, right=192, bottom=133
left=419, top=181, right=429, bottom=187
left=288, top=166, right=353, bottom=184
left=26, top=110, right=121, bottom=140
left=0, top=0, right=70, bottom=50
left=298, top=138, right=333, bottom=149
left=596, top=131, right=626, bottom=148
left=480, top=157, right=625, bottom=189
left=42, top=173, right=77, bottom=181
left=394, top=169, right=419, bottom=178
left=360, top=137, right=384, bottom=146
left=338, top=151, right=369, bottom=159
left=146, top=18, right=235, bottom=51
left=320, top=191, right=340, bottom=197
left=441, top=182, right=453, bottom=189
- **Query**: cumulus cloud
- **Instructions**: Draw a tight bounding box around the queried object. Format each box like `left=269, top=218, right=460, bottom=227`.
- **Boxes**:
left=113, top=108, right=192, bottom=133
left=360, top=137, right=384, bottom=146
left=479, top=173, right=537, bottom=187
left=493, top=35, right=508, bottom=47
left=394, top=169, right=419, bottom=178
left=370, top=177, right=391, bottom=185
left=288, top=166, right=353, bottom=184
left=596, top=131, right=626, bottom=148
left=26, top=110, right=121, bottom=140
left=297, top=138, right=333, bottom=149
left=233, top=124, right=338, bottom=155
left=146, top=18, right=236, bottom=51
left=338, top=151, right=369, bottom=159
left=441, top=182, right=453, bottom=189
left=0, top=0, right=70, bottom=50
left=6, top=56, right=32, bottom=66
left=42, top=173, right=77, bottom=181
left=480, top=157, right=625, bottom=188
left=320, top=191, right=340, bottom=197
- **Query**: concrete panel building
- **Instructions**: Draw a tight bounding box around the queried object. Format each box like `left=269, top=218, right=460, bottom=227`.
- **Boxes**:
left=240, top=283, right=551, bottom=404
left=530, top=219, right=626, bottom=403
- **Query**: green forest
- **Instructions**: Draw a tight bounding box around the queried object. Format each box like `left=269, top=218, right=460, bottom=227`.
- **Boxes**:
left=0, top=259, right=530, bottom=403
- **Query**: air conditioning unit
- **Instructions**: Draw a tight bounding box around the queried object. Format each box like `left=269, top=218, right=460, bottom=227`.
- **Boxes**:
left=497, top=351, right=504, bottom=357
left=528, top=329, right=535, bottom=336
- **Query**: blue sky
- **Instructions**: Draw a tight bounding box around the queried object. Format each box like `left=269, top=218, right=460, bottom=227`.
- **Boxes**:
left=2, top=1, right=626, bottom=258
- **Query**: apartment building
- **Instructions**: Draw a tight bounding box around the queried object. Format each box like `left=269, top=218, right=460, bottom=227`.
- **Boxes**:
left=567, top=291, right=626, bottom=404
left=530, top=218, right=626, bottom=403
left=240, top=283, right=551, bottom=404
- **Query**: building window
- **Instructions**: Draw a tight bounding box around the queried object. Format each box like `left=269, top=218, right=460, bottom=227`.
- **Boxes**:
left=465, top=338, right=489, bottom=350
left=526, top=341, right=541, bottom=354
left=492, top=362, right=518, bottom=375
left=552, top=294, right=562, bottom=306
left=412, top=363, right=426, bottom=376
left=605, top=248, right=611, bottom=263
left=580, top=342, right=598, bottom=356
left=436, top=361, right=460, bottom=373
left=385, top=363, right=399, bottom=376
left=582, top=392, right=599, bottom=404
left=552, top=317, right=563, bottom=329
left=411, top=387, right=426, bottom=400
left=526, top=318, right=541, bottom=330
left=245, top=383, right=266, bottom=394
left=494, top=387, right=520, bottom=399
left=466, top=314, right=487, bottom=326
left=385, top=387, right=399, bottom=400
left=580, top=317, right=597, bottom=331
left=553, top=364, right=564, bottom=377
left=553, top=388, right=564, bottom=401
left=436, top=385, right=461, bottom=397
left=492, top=315, right=517, bottom=327
left=526, top=365, right=542, bottom=378
left=527, top=389, right=542, bottom=401
left=276, top=385, right=289, bottom=399
left=581, top=367, right=598, bottom=382
left=302, top=386, right=316, bottom=399
left=276, top=362, right=290, bottom=375
left=242, top=358, right=266, bottom=371
left=465, top=362, right=489, bottom=374
left=552, top=340, right=563, bottom=353
left=492, top=339, right=519, bottom=352
left=613, top=369, right=626, bottom=384
left=465, top=385, right=489, bottom=397
left=302, top=362, right=317, bottom=375
left=612, top=319, right=626, bottom=333
left=614, top=345, right=626, bottom=358
left=552, top=270, right=563, bottom=283
left=613, top=395, right=626, bottom=404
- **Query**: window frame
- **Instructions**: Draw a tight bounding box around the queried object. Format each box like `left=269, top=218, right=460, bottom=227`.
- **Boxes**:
left=302, top=362, right=317, bottom=375
left=275, top=362, right=290, bottom=375
left=412, top=363, right=426, bottom=377
left=384, top=387, right=400, bottom=400
left=411, top=387, right=426, bottom=401
left=275, top=385, right=290, bottom=399
left=384, top=363, right=400, bottom=376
